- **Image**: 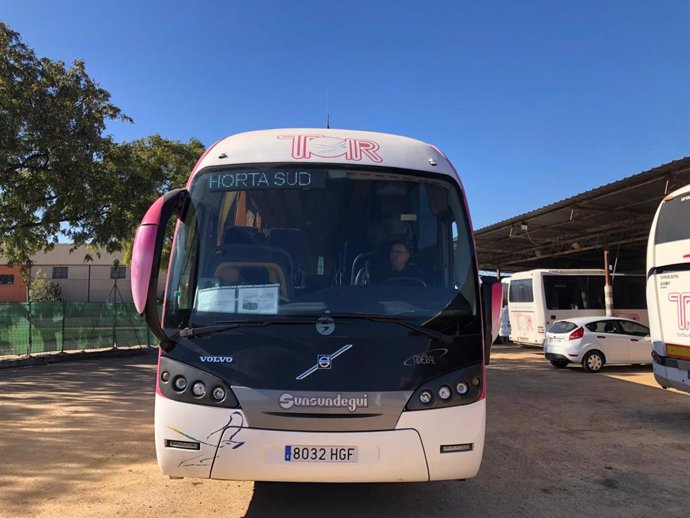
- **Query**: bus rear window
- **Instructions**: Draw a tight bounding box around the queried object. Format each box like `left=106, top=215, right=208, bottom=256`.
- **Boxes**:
left=655, top=196, right=690, bottom=244
left=509, top=279, right=533, bottom=303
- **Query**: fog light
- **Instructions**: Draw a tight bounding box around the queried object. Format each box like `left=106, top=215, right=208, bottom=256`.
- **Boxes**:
left=173, top=376, right=187, bottom=392
left=471, top=376, right=481, bottom=387
left=438, top=385, right=452, bottom=400
left=160, top=371, right=171, bottom=382
left=211, top=386, right=226, bottom=401
left=456, top=380, right=470, bottom=395
left=191, top=381, right=206, bottom=397
left=419, top=389, right=433, bottom=405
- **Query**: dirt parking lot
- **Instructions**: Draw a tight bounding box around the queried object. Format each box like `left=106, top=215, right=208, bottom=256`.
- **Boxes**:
left=0, top=345, right=688, bottom=518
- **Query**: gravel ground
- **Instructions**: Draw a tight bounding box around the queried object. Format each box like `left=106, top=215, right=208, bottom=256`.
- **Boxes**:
left=0, top=345, right=688, bottom=518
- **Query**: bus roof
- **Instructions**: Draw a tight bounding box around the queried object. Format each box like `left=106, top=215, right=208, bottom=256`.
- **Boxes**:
left=188, top=129, right=459, bottom=185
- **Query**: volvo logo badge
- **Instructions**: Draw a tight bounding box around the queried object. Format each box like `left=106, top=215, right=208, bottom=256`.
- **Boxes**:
left=316, top=316, right=335, bottom=336
left=296, top=344, right=352, bottom=380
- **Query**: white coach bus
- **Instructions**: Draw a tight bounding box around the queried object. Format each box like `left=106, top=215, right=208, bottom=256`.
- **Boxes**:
left=507, top=269, right=648, bottom=346
left=646, top=184, right=690, bottom=393
left=131, top=129, right=500, bottom=483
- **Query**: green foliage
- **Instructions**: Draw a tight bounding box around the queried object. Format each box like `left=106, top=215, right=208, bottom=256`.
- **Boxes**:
left=29, top=271, right=63, bottom=301
left=99, top=134, right=205, bottom=265
left=0, top=23, right=130, bottom=266
left=0, top=23, right=205, bottom=268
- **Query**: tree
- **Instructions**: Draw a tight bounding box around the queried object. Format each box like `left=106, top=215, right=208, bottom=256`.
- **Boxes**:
left=28, top=270, right=63, bottom=301
left=0, top=24, right=205, bottom=269
left=0, top=23, right=129, bottom=266
left=98, top=134, right=205, bottom=265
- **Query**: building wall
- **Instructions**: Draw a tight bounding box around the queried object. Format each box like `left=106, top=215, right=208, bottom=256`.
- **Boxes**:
left=1, top=245, right=166, bottom=303
left=32, top=264, right=132, bottom=302
left=25, top=245, right=131, bottom=303
left=0, top=265, right=27, bottom=302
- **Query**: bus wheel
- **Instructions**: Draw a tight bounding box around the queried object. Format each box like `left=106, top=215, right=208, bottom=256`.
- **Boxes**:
left=582, top=351, right=605, bottom=373
left=550, top=360, right=568, bottom=369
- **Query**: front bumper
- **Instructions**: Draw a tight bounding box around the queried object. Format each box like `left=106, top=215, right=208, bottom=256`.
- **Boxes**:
left=155, top=394, right=485, bottom=482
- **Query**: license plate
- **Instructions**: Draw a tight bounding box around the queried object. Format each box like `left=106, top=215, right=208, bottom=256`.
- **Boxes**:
left=284, top=445, right=358, bottom=463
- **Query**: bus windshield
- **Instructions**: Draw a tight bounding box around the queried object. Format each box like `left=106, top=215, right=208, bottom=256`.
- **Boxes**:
left=163, top=166, right=477, bottom=329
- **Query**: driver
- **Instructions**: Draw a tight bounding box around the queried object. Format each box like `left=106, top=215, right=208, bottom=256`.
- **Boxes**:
left=377, top=242, right=426, bottom=284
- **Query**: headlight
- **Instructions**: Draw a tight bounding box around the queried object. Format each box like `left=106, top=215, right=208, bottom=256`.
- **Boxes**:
left=211, top=386, right=226, bottom=401
left=191, top=381, right=206, bottom=397
left=419, top=389, right=433, bottom=405
left=456, top=380, right=470, bottom=395
left=438, top=385, right=452, bottom=400
left=173, top=376, right=188, bottom=392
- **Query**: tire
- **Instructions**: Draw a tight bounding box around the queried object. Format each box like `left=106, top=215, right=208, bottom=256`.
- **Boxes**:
left=582, top=350, right=605, bottom=372
left=550, top=360, right=568, bottom=369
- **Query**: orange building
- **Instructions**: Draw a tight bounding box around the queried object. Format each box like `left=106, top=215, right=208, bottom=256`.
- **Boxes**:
left=0, top=265, right=27, bottom=302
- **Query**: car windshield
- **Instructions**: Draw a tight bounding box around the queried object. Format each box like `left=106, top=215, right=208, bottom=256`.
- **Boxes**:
left=163, top=166, right=478, bottom=328
left=548, top=321, right=578, bottom=334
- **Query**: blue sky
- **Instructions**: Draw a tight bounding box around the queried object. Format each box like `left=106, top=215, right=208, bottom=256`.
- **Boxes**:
left=2, top=1, right=689, bottom=229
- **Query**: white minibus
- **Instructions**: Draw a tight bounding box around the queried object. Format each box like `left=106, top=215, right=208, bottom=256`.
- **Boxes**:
left=507, top=269, right=647, bottom=346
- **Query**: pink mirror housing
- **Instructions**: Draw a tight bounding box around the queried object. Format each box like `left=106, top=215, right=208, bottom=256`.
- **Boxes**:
left=130, top=189, right=189, bottom=349
left=131, top=223, right=159, bottom=314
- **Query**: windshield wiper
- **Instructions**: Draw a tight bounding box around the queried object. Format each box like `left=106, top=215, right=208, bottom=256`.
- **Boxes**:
left=176, top=318, right=317, bottom=339
left=300, top=312, right=455, bottom=344
left=175, top=313, right=456, bottom=344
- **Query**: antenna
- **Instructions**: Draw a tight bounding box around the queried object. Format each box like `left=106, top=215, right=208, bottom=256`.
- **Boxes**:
left=326, top=89, right=330, bottom=129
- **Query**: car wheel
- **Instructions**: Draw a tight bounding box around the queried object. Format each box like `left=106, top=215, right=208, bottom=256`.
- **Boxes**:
left=582, top=350, right=605, bottom=372
left=550, top=360, right=568, bottom=369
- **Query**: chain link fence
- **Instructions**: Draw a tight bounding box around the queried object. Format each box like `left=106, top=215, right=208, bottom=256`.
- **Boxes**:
left=0, top=302, right=158, bottom=357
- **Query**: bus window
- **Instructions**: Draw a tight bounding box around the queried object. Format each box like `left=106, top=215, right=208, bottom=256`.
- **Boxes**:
left=509, top=279, right=533, bottom=303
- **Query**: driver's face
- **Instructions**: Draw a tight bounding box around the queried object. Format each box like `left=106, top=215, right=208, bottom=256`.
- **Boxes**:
left=390, top=244, right=410, bottom=271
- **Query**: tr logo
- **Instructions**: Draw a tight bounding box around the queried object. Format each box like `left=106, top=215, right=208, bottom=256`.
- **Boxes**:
left=668, top=292, right=690, bottom=330
left=278, top=135, right=383, bottom=163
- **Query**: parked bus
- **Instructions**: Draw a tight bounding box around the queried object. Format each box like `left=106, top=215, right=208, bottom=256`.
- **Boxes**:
left=646, top=184, right=690, bottom=393
left=507, top=269, right=647, bottom=346
left=131, top=129, right=500, bottom=482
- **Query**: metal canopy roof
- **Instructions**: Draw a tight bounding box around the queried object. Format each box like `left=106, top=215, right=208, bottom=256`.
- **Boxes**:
left=474, top=157, right=690, bottom=274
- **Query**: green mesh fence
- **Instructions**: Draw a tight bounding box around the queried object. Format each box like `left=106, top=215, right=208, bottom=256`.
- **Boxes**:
left=0, top=302, right=157, bottom=356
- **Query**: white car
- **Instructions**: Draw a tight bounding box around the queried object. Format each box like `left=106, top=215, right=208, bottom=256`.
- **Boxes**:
left=544, top=316, right=651, bottom=372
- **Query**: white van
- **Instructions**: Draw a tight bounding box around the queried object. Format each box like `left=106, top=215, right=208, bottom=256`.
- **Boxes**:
left=507, top=269, right=648, bottom=347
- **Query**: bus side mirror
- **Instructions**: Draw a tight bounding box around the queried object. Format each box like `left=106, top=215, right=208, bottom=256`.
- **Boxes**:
left=481, top=280, right=504, bottom=365
left=131, top=189, right=189, bottom=350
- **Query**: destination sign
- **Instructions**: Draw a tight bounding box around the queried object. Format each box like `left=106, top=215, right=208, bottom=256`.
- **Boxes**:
left=207, top=170, right=326, bottom=191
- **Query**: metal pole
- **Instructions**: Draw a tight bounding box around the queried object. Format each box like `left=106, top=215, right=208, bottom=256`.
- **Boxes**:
left=61, top=299, right=66, bottom=353
left=27, top=300, right=32, bottom=356
left=604, top=249, right=613, bottom=316
left=112, top=279, right=118, bottom=349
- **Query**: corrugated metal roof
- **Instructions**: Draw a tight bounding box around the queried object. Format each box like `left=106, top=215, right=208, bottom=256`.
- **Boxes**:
left=474, top=156, right=690, bottom=273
